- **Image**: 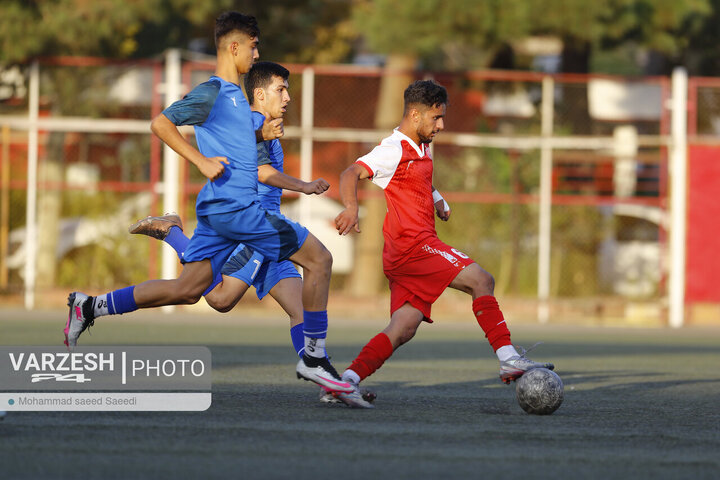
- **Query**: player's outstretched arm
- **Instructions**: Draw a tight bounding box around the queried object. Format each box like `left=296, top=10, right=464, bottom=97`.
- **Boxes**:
left=335, top=163, right=369, bottom=235
left=151, top=114, right=228, bottom=181
left=257, top=165, right=329, bottom=195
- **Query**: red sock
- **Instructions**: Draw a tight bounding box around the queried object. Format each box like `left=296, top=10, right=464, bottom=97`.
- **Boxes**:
left=473, top=295, right=512, bottom=351
left=347, top=333, right=394, bottom=381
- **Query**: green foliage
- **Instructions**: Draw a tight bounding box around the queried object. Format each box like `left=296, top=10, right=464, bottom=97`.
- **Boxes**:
left=2, top=0, right=715, bottom=72
left=0, top=0, right=166, bottom=64
left=353, top=0, right=713, bottom=71
left=683, top=0, right=720, bottom=74
left=434, top=147, right=542, bottom=296
left=55, top=190, right=152, bottom=289
left=0, top=1, right=355, bottom=66
left=57, top=239, right=150, bottom=290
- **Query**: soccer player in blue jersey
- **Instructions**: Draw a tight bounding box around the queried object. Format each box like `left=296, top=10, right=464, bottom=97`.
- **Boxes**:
left=64, top=12, right=353, bottom=394
left=131, top=62, right=330, bottom=361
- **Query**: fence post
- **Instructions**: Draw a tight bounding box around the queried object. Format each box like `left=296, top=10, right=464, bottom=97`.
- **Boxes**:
left=24, top=61, right=39, bottom=310
left=161, top=49, right=182, bottom=312
left=668, top=67, right=688, bottom=328
left=299, top=67, right=315, bottom=228
left=537, top=75, right=554, bottom=323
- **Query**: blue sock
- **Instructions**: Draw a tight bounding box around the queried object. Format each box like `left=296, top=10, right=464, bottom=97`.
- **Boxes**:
left=164, top=226, right=190, bottom=261
left=107, top=286, right=138, bottom=315
left=290, top=323, right=305, bottom=357
left=303, top=310, right=328, bottom=339
left=202, top=273, right=222, bottom=296
left=303, top=310, right=328, bottom=358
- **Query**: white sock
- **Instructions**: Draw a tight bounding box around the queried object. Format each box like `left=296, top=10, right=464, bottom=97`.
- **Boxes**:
left=93, top=294, right=110, bottom=317
left=304, top=337, right=326, bottom=358
left=496, top=345, right=519, bottom=362
left=342, top=369, right=361, bottom=385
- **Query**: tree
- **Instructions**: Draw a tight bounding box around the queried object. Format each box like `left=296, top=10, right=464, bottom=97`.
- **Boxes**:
left=681, top=0, right=720, bottom=75
left=0, top=1, right=355, bottom=65
left=352, top=0, right=712, bottom=73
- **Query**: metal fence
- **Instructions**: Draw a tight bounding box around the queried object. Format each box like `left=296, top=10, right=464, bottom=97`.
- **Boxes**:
left=1, top=51, right=715, bottom=325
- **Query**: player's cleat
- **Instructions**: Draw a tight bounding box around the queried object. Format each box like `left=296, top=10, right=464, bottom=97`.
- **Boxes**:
left=64, top=292, right=95, bottom=349
left=296, top=354, right=354, bottom=393
left=318, top=386, right=343, bottom=404
left=334, top=381, right=376, bottom=409
left=500, top=354, right=554, bottom=384
left=128, top=213, right=182, bottom=240
left=318, top=385, right=377, bottom=406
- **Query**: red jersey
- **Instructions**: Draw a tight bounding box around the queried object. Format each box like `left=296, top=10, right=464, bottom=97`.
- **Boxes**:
left=356, top=129, right=437, bottom=269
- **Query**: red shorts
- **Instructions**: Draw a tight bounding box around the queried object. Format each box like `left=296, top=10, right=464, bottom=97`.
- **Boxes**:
left=384, top=237, right=474, bottom=322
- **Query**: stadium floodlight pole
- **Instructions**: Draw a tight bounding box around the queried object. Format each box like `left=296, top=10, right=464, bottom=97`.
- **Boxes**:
left=161, top=49, right=182, bottom=313
left=668, top=67, right=688, bottom=329
left=537, top=75, right=554, bottom=324
left=24, top=61, right=40, bottom=310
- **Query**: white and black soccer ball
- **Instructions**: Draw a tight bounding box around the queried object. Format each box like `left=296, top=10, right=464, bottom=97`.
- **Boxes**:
left=515, top=367, right=564, bottom=415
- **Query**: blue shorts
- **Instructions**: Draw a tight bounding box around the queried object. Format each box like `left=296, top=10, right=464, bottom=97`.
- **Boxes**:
left=183, top=202, right=309, bottom=276
left=219, top=244, right=300, bottom=299
left=220, top=244, right=266, bottom=286
left=251, top=260, right=301, bottom=300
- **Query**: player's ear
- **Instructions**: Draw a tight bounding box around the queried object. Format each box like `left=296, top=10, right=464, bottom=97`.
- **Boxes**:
left=254, top=87, right=265, bottom=102
left=410, top=107, right=422, bottom=124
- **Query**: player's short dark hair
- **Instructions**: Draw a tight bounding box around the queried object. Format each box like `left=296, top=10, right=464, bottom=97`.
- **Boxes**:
left=214, top=12, right=259, bottom=49
left=244, top=62, right=290, bottom=106
left=403, top=80, right=448, bottom=114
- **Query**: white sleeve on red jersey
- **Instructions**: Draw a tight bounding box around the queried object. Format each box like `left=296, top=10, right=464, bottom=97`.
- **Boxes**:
left=355, top=141, right=402, bottom=190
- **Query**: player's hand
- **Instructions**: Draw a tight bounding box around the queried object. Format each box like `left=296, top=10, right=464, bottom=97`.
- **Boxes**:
left=198, top=156, right=229, bottom=181
left=303, top=178, right=330, bottom=195
left=435, top=199, right=450, bottom=221
left=335, top=208, right=360, bottom=235
left=262, top=117, right=284, bottom=140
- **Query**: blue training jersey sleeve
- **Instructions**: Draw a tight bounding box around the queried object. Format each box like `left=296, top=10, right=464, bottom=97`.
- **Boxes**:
left=162, top=79, right=221, bottom=126
left=257, top=142, right=272, bottom=167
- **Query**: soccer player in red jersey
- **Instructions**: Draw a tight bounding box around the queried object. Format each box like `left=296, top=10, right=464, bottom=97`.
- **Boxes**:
left=333, top=80, right=554, bottom=408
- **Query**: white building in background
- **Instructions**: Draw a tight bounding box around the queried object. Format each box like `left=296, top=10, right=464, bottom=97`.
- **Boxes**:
left=281, top=196, right=354, bottom=274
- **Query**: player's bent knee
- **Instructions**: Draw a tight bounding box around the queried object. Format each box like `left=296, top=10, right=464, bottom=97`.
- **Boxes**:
left=312, top=243, right=332, bottom=268
left=174, top=282, right=206, bottom=305
left=399, top=329, right=416, bottom=346
left=467, top=268, right=495, bottom=296
left=205, top=291, right=240, bottom=313
left=481, top=272, right=495, bottom=293
left=322, top=248, right=333, bottom=270
left=181, top=291, right=203, bottom=305
left=210, top=302, right=233, bottom=313
left=395, top=323, right=419, bottom=347
left=305, top=246, right=332, bottom=275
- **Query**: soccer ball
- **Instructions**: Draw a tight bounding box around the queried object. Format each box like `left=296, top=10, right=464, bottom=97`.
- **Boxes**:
left=515, top=368, right=564, bottom=415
